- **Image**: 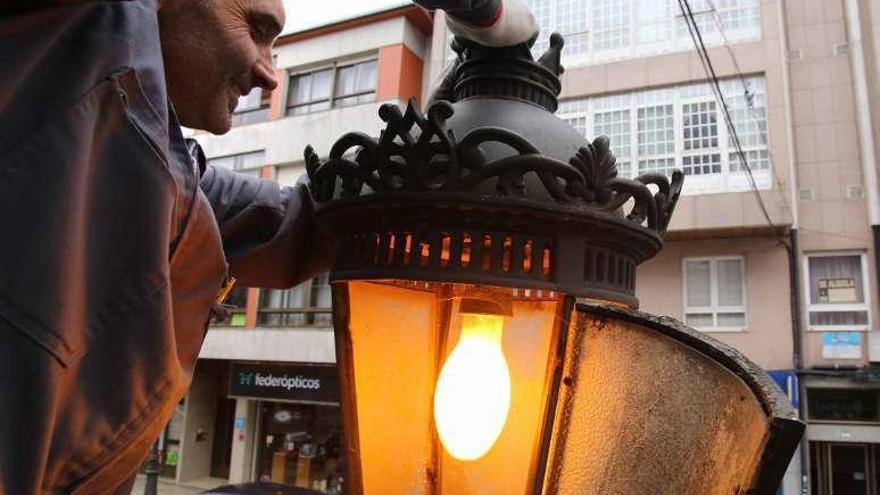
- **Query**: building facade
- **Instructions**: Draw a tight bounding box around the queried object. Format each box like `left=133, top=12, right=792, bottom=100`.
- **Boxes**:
left=153, top=1, right=880, bottom=494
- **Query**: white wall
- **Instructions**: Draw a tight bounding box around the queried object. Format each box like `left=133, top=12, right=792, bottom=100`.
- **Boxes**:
left=199, top=328, right=336, bottom=364
left=196, top=98, right=408, bottom=168
left=275, top=17, right=427, bottom=71
left=227, top=399, right=258, bottom=484
left=177, top=364, right=219, bottom=483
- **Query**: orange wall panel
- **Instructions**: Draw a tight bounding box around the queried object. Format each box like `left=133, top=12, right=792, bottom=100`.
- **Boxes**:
left=245, top=288, right=260, bottom=329
left=269, top=69, right=285, bottom=120
left=377, top=44, right=424, bottom=105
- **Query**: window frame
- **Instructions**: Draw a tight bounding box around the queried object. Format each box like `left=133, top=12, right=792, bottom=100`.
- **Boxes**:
left=231, top=88, right=272, bottom=127
left=210, top=285, right=249, bottom=328
left=284, top=55, right=378, bottom=117
left=523, top=0, right=761, bottom=68
left=256, top=274, right=334, bottom=328
left=803, top=251, right=872, bottom=332
left=206, top=150, right=266, bottom=174
left=333, top=59, right=380, bottom=107
left=556, top=76, right=771, bottom=195
left=682, top=255, right=748, bottom=332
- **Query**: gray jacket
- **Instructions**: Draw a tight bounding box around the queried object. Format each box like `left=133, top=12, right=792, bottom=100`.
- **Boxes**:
left=0, top=1, right=330, bottom=493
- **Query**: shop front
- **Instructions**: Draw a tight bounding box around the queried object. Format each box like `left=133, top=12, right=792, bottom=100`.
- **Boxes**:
left=805, top=380, right=880, bottom=495
left=137, top=399, right=186, bottom=480
left=229, top=361, right=343, bottom=493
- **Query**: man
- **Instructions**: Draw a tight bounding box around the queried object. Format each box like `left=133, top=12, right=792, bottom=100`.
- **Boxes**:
left=0, top=1, right=536, bottom=493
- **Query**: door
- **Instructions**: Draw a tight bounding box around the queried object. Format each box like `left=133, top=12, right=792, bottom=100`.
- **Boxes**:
left=810, top=442, right=874, bottom=495
left=831, top=444, right=869, bottom=495
left=210, top=397, right=236, bottom=479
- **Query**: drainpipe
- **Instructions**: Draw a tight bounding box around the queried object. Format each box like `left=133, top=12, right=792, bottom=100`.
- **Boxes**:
left=776, top=0, right=806, bottom=492
left=775, top=0, right=802, bottom=370
left=143, top=440, right=160, bottom=495
left=844, top=0, right=880, bottom=293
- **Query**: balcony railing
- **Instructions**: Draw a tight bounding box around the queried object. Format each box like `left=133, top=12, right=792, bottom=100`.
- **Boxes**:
left=210, top=309, right=247, bottom=328
left=257, top=307, right=333, bottom=328
left=231, top=107, right=270, bottom=127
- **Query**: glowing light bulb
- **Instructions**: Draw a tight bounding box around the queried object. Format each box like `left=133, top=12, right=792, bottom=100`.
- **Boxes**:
left=433, top=313, right=511, bottom=461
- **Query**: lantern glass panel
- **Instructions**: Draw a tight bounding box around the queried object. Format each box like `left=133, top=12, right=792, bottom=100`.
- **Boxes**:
left=336, top=280, right=564, bottom=495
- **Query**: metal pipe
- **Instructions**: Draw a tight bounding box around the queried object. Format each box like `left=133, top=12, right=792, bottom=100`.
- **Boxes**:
left=844, top=0, right=880, bottom=227
left=788, top=229, right=804, bottom=371
left=787, top=228, right=807, bottom=494
left=775, top=0, right=800, bottom=230
left=143, top=440, right=160, bottom=495
left=776, top=0, right=807, bottom=490
left=874, top=225, right=880, bottom=303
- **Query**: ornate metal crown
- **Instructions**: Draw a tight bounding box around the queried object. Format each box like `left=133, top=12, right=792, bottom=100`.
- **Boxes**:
left=304, top=33, right=683, bottom=306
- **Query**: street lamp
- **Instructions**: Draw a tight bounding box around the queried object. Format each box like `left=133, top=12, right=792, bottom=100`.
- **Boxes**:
left=305, top=34, right=803, bottom=495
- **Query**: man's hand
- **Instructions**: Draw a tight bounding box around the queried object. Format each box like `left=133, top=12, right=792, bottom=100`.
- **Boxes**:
left=413, top=0, right=501, bottom=27
left=415, top=0, right=538, bottom=47
left=415, top=0, right=501, bottom=26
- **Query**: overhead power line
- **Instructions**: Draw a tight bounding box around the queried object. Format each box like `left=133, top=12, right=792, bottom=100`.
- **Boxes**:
left=705, top=0, right=794, bottom=219
left=676, top=0, right=777, bottom=231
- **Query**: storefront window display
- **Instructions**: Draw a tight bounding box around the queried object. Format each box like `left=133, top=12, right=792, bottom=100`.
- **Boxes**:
left=138, top=399, right=185, bottom=479
left=162, top=400, right=186, bottom=478
left=256, top=402, right=344, bottom=493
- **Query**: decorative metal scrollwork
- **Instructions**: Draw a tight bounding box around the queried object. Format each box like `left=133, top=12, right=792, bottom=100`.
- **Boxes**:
left=306, top=100, right=683, bottom=237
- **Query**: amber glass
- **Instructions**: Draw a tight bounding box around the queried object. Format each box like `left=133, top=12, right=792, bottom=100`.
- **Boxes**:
left=333, top=280, right=564, bottom=494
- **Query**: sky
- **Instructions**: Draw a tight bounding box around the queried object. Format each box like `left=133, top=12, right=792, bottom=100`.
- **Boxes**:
left=281, top=0, right=411, bottom=35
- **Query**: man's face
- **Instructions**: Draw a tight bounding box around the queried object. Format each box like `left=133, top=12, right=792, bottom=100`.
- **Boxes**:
left=159, top=0, right=285, bottom=134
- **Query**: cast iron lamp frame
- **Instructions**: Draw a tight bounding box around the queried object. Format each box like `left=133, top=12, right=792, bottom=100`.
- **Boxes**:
left=304, top=33, right=802, bottom=495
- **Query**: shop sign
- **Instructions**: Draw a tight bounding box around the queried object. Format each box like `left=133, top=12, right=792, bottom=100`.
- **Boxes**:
left=822, top=332, right=862, bottom=359
left=767, top=370, right=799, bottom=409
left=818, top=277, right=857, bottom=303
left=229, top=362, right=340, bottom=404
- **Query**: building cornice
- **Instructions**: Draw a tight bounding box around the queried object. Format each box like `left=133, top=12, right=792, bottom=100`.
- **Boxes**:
left=276, top=5, right=433, bottom=47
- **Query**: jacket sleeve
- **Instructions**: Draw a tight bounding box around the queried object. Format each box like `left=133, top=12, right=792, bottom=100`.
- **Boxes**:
left=1, top=0, right=134, bottom=16
left=416, top=0, right=538, bottom=47
left=199, top=165, right=336, bottom=289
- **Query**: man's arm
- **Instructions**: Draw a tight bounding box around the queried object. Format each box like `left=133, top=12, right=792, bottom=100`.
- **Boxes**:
left=200, top=164, right=334, bottom=289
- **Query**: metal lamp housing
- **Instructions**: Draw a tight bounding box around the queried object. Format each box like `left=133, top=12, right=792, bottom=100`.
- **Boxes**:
left=304, top=33, right=803, bottom=495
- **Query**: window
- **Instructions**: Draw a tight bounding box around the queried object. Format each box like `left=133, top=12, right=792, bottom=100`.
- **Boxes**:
left=556, top=76, right=771, bottom=194
left=212, top=286, right=249, bottom=327
left=682, top=101, right=718, bottom=150
left=523, top=0, right=760, bottom=66
left=593, top=0, right=630, bottom=52
left=232, top=88, right=271, bottom=126
left=259, top=284, right=308, bottom=326
left=683, top=257, right=747, bottom=330
left=637, top=103, right=675, bottom=177
left=594, top=107, right=630, bottom=177
left=805, top=253, right=871, bottom=330
left=525, top=0, right=556, bottom=55
left=286, top=59, right=377, bottom=116
left=207, top=150, right=265, bottom=175
left=683, top=0, right=761, bottom=41
left=724, top=79, right=770, bottom=172
left=681, top=153, right=721, bottom=176
left=555, top=0, right=589, bottom=54
left=807, top=388, right=880, bottom=423
left=258, top=274, right=333, bottom=327
left=636, top=0, right=673, bottom=46
left=334, top=60, right=378, bottom=107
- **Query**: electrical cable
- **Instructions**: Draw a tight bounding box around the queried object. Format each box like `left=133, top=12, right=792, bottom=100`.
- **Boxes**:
left=705, top=0, right=794, bottom=219
left=677, top=0, right=777, bottom=231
